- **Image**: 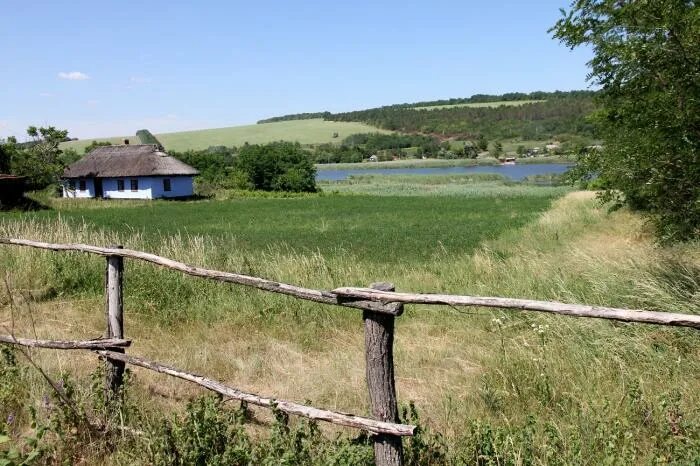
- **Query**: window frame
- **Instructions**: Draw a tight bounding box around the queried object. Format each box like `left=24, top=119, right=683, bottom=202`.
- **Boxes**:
left=130, top=179, right=139, bottom=192
left=78, top=179, right=86, bottom=191
left=117, top=179, right=125, bottom=192
left=163, top=178, right=172, bottom=192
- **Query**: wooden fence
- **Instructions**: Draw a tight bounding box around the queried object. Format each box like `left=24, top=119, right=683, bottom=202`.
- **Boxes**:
left=1, top=238, right=699, bottom=466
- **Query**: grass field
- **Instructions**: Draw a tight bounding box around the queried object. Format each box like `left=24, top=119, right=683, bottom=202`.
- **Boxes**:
left=60, top=119, right=392, bottom=153
left=9, top=191, right=558, bottom=265
left=413, top=99, right=546, bottom=110
left=1, top=180, right=699, bottom=463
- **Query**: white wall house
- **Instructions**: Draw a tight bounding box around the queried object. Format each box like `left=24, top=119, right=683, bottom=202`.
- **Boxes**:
left=62, top=143, right=198, bottom=200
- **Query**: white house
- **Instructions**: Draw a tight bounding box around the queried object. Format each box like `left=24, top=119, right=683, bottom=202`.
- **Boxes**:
left=62, top=143, right=199, bottom=199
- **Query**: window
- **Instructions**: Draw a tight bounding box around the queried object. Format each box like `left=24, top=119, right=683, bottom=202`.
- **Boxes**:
left=130, top=179, right=138, bottom=191
left=163, top=178, right=172, bottom=192
left=117, top=179, right=125, bottom=191
left=79, top=179, right=86, bottom=191
left=68, top=180, right=75, bottom=190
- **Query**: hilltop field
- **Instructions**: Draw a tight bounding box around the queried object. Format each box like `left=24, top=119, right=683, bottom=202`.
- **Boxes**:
left=413, top=99, right=546, bottom=110
left=60, top=119, right=391, bottom=153
left=1, top=175, right=699, bottom=464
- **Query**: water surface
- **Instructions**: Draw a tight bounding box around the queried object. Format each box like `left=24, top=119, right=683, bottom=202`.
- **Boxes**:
left=316, top=163, right=572, bottom=181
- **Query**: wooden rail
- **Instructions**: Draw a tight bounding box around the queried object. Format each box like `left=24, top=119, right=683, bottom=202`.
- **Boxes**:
left=95, top=350, right=415, bottom=436
left=0, top=335, right=131, bottom=349
left=332, top=288, right=700, bottom=329
left=2, top=237, right=699, bottom=466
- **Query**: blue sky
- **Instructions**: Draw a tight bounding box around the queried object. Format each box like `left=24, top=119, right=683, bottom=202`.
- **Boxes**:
left=0, top=0, right=591, bottom=140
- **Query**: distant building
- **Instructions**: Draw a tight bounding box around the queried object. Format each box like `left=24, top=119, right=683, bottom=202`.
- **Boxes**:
left=62, top=141, right=199, bottom=199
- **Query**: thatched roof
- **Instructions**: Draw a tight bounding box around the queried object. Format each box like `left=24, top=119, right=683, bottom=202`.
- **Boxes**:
left=63, top=144, right=199, bottom=178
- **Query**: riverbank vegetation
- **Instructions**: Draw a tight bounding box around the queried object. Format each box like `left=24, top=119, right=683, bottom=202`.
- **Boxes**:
left=552, top=0, right=699, bottom=242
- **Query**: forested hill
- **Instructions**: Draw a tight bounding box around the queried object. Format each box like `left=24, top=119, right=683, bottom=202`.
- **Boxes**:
left=257, top=90, right=597, bottom=139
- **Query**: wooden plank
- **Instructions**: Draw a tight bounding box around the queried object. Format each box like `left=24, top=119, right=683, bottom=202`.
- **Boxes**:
left=105, top=248, right=125, bottom=401
left=0, top=335, right=130, bottom=349
left=333, top=288, right=700, bottom=329
left=0, top=238, right=395, bottom=315
left=364, top=283, right=403, bottom=466
left=95, top=349, right=416, bottom=437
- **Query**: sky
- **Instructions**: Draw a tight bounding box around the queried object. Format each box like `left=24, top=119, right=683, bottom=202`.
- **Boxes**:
left=0, top=0, right=592, bottom=140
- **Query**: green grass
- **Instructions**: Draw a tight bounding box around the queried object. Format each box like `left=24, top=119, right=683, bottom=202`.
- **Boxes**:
left=60, top=119, right=391, bottom=153
left=413, top=99, right=546, bottom=110
left=9, top=193, right=558, bottom=264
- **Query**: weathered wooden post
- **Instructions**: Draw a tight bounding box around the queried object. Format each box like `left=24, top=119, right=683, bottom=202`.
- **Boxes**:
left=364, top=282, right=404, bottom=466
left=105, top=245, right=125, bottom=403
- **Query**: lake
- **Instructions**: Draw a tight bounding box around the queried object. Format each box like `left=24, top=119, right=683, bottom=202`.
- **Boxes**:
left=316, top=163, right=573, bottom=181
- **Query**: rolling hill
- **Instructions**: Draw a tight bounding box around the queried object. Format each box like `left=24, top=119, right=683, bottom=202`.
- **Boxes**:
left=60, top=119, right=391, bottom=153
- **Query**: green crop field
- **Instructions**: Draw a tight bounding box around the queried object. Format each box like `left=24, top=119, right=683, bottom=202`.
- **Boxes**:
left=60, top=119, right=392, bottom=153
left=413, top=99, right=546, bottom=110
left=8, top=191, right=557, bottom=264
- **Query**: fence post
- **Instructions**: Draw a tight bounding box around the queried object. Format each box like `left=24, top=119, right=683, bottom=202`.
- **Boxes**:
left=364, top=282, right=404, bottom=466
left=105, top=245, right=125, bottom=403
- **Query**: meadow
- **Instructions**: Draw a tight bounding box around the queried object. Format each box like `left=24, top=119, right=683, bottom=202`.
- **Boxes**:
left=413, top=99, right=546, bottom=110
left=1, top=179, right=699, bottom=463
left=9, top=185, right=559, bottom=264
left=60, top=119, right=391, bottom=153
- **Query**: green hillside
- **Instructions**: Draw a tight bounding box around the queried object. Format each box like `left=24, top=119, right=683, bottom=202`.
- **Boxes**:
left=60, top=119, right=391, bottom=153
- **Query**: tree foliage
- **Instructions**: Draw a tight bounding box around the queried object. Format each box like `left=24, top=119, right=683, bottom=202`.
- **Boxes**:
left=9, top=126, right=70, bottom=189
left=327, top=95, right=596, bottom=140
left=237, top=142, right=316, bottom=192
left=552, top=0, right=700, bottom=241
left=135, top=129, right=163, bottom=148
left=82, top=140, right=113, bottom=154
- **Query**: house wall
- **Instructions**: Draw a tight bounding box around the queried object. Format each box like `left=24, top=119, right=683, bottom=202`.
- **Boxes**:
left=102, top=176, right=194, bottom=199
left=102, top=177, right=153, bottom=199
left=62, top=179, right=95, bottom=198
left=150, top=176, right=195, bottom=198
left=62, top=176, right=194, bottom=199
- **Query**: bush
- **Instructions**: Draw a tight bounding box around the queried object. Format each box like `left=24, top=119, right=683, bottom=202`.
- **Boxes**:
left=237, top=142, right=317, bottom=193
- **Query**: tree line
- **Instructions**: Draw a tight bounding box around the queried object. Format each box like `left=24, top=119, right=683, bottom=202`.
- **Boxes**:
left=255, top=90, right=598, bottom=141
left=326, top=95, right=597, bottom=140
left=170, top=142, right=317, bottom=193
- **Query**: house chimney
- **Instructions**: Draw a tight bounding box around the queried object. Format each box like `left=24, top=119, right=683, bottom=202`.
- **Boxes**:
left=124, top=139, right=129, bottom=145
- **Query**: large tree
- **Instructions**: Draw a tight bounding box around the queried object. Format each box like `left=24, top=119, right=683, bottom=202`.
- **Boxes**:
left=11, top=126, right=69, bottom=189
left=551, top=0, right=700, bottom=241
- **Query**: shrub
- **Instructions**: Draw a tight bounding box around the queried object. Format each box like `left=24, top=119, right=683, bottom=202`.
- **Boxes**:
left=236, top=141, right=317, bottom=192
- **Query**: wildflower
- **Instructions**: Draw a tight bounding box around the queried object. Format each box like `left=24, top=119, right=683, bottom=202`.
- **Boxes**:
left=6, top=413, right=14, bottom=425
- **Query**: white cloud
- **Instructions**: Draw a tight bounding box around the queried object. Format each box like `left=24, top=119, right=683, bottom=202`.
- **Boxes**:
left=58, top=71, right=90, bottom=81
